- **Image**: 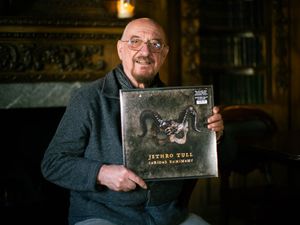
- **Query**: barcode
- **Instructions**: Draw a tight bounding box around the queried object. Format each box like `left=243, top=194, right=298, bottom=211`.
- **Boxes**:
left=196, top=100, right=207, bottom=104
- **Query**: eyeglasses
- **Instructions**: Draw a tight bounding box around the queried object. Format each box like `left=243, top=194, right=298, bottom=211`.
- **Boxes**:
left=120, top=38, right=166, bottom=53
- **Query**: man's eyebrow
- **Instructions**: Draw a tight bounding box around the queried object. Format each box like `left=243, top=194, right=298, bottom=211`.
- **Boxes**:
left=128, top=35, right=163, bottom=41
left=129, top=35, right=141, bottom=39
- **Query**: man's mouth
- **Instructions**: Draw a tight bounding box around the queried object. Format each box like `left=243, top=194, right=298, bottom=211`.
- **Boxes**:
left=135, top=58, right=152, bottom=65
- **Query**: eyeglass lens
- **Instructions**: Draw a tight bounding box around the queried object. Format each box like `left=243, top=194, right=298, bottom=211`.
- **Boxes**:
left=128, top=39, right=163, bottom=52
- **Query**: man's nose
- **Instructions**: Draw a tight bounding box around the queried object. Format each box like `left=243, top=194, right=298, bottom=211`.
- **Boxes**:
left=139, top=42, right=151, bottom=54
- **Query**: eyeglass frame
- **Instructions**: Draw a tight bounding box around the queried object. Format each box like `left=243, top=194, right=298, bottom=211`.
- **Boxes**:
left=119, top=37, right=168, bottom=53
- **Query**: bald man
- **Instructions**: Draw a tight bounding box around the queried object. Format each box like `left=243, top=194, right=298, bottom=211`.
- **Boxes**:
left=41, top=18, right=224, bottom=225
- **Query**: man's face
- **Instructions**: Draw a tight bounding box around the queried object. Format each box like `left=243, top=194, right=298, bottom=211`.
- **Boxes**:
left=117, top=19, right=169, bottom=88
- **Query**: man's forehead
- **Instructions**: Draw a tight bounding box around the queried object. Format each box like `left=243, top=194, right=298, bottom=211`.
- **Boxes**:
left=127, top=30, right=163, bottom=39
left=123, top=21, right=165, bottom=40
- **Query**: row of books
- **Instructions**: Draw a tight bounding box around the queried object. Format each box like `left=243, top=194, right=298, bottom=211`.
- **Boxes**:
left=199, top=0, right=266, bottom=29
left=200, top=36, right=264, bottom=67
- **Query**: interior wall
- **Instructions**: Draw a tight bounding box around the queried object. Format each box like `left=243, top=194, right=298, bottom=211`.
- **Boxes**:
left=0, top=0, right=170, bottom=108
left=291, top=0, right=300, bottom=129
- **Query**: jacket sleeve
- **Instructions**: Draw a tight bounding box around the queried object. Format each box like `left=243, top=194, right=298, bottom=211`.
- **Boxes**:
left=41, top=88, right=102, bottom=192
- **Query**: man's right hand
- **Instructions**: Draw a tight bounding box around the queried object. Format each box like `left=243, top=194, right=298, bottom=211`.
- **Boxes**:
left=97, top=164, right=147, bottom=192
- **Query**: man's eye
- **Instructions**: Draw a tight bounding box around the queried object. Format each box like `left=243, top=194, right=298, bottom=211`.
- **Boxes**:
left=152, top=41, right=162, bottom=49
left=130, top=39, right=141, bottom=44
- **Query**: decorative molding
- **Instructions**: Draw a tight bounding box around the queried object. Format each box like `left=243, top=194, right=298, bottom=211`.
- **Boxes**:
left=0, top=42, right=106, bottom=82
left=273, top=0, right=290, bottom=90
left=0, top=32, right=121, bottom=40
left=0, top=17, right=128, bottom=28
left=0, top=0, right=128, bottom=27
left=181, top=0, right=201, bottom=78
left=0, top=0, right=157, bottom=83
left=0, top=0, right=125, bottom=82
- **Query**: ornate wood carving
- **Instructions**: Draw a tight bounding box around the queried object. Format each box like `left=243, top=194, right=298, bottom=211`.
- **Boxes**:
left=0, top=32, right=122, bottom=40
left=0, top=42, right=105, bottom=82
left=273, top=0, right=290, bottom=90
left=0, top=0, right=128, bottom=27
left=181, top=0, right=201, bottom=85
left=0, top=30, right=122, bottom=82
left=0, top=0, right=127, bottom=82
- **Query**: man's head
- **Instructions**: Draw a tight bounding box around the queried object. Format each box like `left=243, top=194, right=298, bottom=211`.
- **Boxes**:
left=117, top=18, right=169, bottom=88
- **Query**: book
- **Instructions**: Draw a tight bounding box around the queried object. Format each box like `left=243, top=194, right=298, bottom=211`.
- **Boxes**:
left=119, top=85, right=218, bottom=181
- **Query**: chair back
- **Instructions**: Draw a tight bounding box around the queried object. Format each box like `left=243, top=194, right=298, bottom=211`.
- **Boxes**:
left=218, top=107, right=278, bottom=225
left=219, top=105, right=277, bottom=170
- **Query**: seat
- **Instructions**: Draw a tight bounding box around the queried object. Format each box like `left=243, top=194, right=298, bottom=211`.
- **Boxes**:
left=218, top=105, right=277, bottom=225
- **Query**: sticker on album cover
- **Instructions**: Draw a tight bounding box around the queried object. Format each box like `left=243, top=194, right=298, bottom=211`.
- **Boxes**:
left=194, top=89, right=209, bottom=105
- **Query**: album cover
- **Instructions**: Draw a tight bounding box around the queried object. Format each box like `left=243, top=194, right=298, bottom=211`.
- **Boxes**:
left=119, top=85, right=218, bottom=181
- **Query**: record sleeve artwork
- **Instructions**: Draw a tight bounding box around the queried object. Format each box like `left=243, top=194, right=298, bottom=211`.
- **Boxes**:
left=120, top=86, right=218, bottom=180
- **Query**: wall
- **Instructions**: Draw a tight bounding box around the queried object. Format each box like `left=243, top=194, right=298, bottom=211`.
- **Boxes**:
left=291, top=0, right=300, bottom=129
left=0, top=0, right=170, bottom=108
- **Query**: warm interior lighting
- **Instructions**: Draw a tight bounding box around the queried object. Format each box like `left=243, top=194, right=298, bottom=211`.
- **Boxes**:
left=117, top=0, right=135, bottom=19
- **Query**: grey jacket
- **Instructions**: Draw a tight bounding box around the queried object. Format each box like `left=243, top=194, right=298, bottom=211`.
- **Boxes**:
left=41, top=64, right=190, bottom=225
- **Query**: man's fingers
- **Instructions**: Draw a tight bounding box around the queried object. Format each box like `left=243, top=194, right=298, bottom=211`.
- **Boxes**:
left=98, top=165, right=147, bottom=191
left=128, top=173, right=147, bottom=189
left=213, top=106, right=220, bottom=114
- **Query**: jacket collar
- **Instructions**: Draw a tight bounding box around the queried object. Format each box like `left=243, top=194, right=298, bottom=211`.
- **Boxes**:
left=101, top=64, right=165, bottom=99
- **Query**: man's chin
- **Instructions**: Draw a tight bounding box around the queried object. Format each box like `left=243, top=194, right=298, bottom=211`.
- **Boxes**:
left=133, top=73, right=155, bottom=86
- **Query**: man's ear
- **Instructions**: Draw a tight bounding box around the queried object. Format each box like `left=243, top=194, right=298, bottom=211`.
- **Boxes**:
left=117, top=40, right=123, bottom=60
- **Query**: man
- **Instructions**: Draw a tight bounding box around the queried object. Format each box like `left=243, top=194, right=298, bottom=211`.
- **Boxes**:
left=41, top=17, right=224, bottom=225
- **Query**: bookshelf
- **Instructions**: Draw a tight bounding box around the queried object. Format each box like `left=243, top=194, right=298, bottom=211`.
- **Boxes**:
left=198, top=0, right=271, bottom=105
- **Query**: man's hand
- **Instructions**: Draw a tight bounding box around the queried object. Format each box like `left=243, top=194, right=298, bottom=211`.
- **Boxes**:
left=97, top=164, right=147, bottom=192
left=207, top=106, right=224, bottom=140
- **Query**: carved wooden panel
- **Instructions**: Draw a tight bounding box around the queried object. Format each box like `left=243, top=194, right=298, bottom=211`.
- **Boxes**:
left=0, top=0, right=128, bottom=82
left=180, top=0, right=202, bottom=86
left=0, top=0, right=127, bottom=26
left=0, top=28, right=124, bottom=82
left=273, top=0, right=290, bottom=91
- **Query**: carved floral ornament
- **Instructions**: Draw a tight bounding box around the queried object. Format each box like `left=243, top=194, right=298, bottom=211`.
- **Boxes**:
left=0, top=31, right=122, bottom=82
left=0, top=42, right=106, bottom=82
left=0, top=0, right=128, bottom=82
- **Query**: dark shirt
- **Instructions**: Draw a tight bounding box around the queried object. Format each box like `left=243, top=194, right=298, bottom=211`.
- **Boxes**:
left=41, top=64, right=189, bottom=225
